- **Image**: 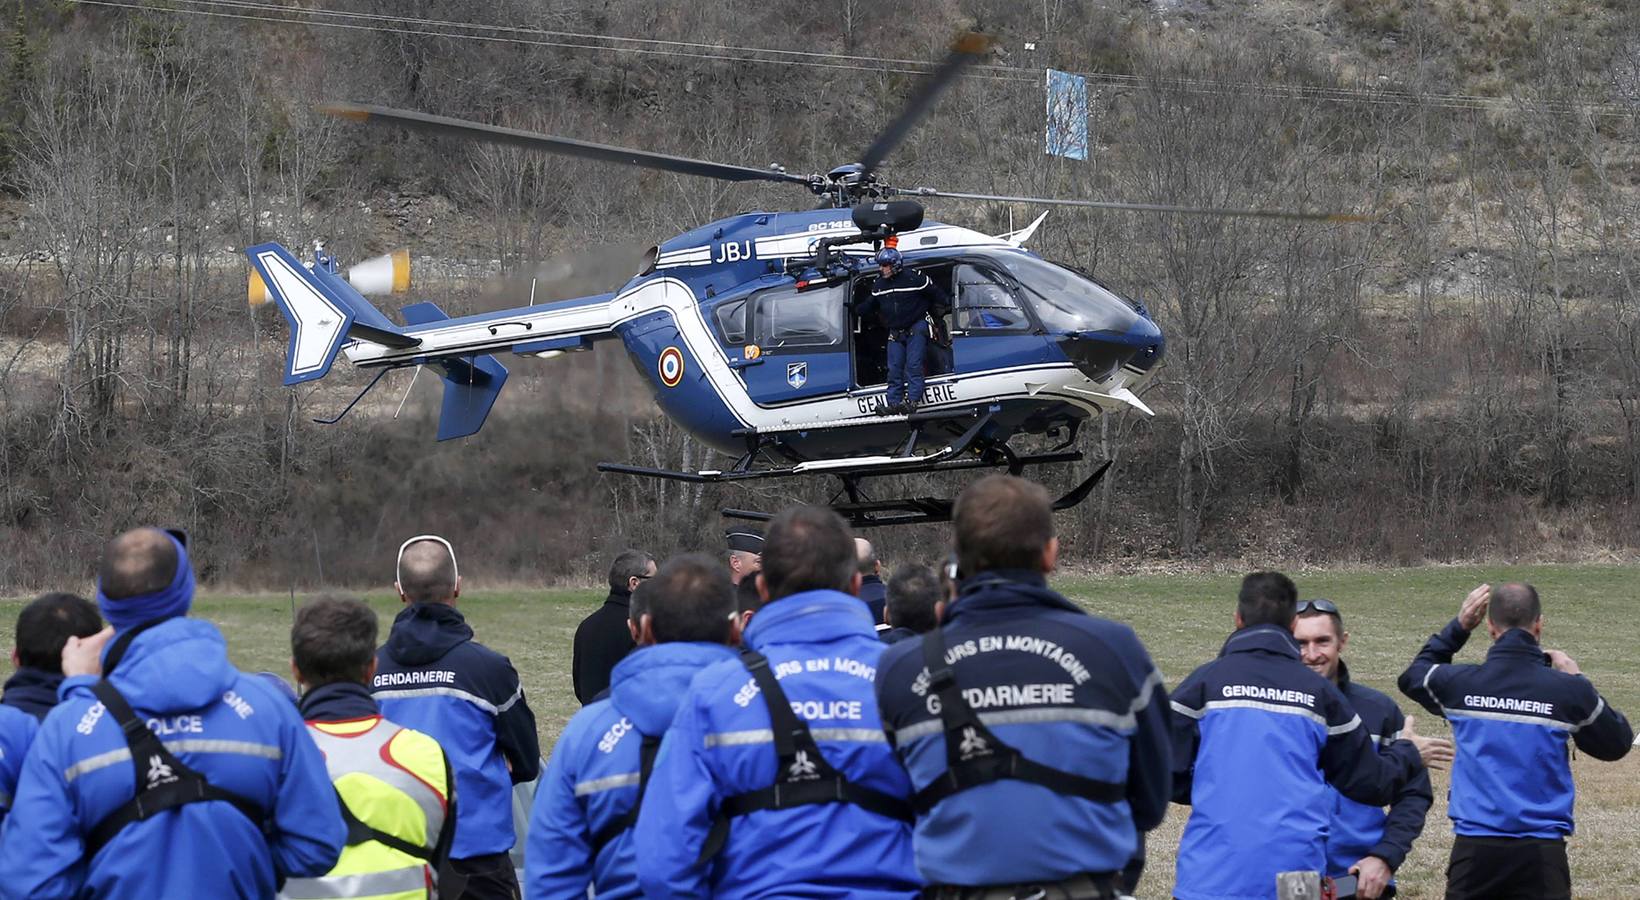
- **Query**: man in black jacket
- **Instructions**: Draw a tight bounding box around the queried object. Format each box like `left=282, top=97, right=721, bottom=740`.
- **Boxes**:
left=1293, top=598, right=1450, bottom=899
left=854, top=537, right=887, bottom=625
left=572, top=549, right=655, bottom=704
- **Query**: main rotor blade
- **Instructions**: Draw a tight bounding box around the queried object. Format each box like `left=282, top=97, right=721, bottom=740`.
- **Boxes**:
left=857, top=32, right=993, bottom=177
left=319, top=102, right=814, bottom=186
left=898, top=188, right=1371, bottom=223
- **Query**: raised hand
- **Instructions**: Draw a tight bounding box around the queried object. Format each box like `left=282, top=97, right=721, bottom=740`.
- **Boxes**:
left=1457, top=584, right=1491, bottom=631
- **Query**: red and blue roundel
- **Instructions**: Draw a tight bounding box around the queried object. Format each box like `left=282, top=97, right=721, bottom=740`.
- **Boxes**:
left=658, top=346, right=685, bottom=387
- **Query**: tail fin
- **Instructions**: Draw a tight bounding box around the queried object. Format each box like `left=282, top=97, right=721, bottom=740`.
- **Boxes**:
left=245, top=242, right=420, bottom=385
left=395, top=301, right=509, bottom=441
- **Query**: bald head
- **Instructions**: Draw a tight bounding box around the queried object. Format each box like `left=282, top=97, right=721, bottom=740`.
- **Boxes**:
left=854, top=538, right=879, bottom=576
left=99, top=528, right=179, bottom=600
left=1489, top=582, right=1541, bottom=632
left=397, top=538, right=458, bottom=605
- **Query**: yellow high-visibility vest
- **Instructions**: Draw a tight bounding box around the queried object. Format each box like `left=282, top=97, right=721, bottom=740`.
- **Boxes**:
left=282, top=717, right=451, bottom=900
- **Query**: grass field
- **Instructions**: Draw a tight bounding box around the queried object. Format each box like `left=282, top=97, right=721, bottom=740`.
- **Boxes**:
left=4, top=565, right=1637, bottom=898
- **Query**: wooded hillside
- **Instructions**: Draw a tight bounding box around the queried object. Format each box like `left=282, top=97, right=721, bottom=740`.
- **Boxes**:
left=2, top=0, right=1638, bottom=590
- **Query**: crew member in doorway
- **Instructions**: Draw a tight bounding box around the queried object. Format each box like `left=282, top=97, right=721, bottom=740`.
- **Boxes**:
left=857, top=247, right=950, bottom=416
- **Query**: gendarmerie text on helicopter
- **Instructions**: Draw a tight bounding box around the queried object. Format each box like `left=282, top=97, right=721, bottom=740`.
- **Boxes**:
left=245, top=34, right=1357, bottom=527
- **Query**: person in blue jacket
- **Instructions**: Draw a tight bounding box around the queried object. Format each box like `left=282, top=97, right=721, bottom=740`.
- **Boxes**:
left=527, top=553, right=738, bottom=898
left=4, top=592, right=103, bottom=720
left=0, top=592, right=103, bottom=826
left=1398, top=582, right=1633, bottom=900
left=876, top=475, right=1171, bottom=898
left=635, top=505, right=920, bottom=899
left=0, top=526, right=344, bottom=899
left=0, top=704, right=34, bottom=825
left=1170, top=572, right=1427, bottom=900
left=1293, top=599, right=1450, bottom=899
left=373, top=534, right=541, bottom=900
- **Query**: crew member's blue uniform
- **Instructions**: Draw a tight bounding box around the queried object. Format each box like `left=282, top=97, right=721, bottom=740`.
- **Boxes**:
left=373, top=602, right=541, bottom=862
left=1170, top=625, right=1424, bottom=900
left=0, top=704, right=37, bottom=825
left=1398, top=620, right=1633, bottom=838
left=527, top=641, right=735, bottom=899
left=0, top=617, right=346, bottom=899
left=3, top=665, right=66, bottom=720
left=1324, top=661, right=1433, bottom=882
left=858, top=268, right=950, bottom=409
left=635, top=590, right=919, bottom=898
left=875, top=570, right=1171, bottom=889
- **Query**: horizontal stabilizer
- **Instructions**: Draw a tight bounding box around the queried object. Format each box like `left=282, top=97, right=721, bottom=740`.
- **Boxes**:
left=431, top=353, right=508, bottom=441
left=399, top=301, right=450, bottom=327
left=245, top=243, right=421, bottom=385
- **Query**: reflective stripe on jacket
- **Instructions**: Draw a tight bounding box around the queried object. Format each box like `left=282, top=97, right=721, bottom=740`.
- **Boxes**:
left=0, top=618, right=345, bottom=900
left=281, top=715, right=451, bottom=900
left=374, top=602, right=539, bottom=859
left=1399, top=620, right=1633, bottom=838
left=634, top=590, right=919, bottom=899
left=875, top=570, right=1171, bottom=887
left=1170, top=625, right=1423, bottom=900
left=528, top=641, right=736, bottom=899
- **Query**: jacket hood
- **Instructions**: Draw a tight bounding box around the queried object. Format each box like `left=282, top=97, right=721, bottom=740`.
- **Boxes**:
left=384, top=602, right=473, bottom=666
left=612, top=642, right=737, bottom=735
left=101, top=617, right=236, bottom=714
left=2, top=666, right=63, bottom=719
left=744, top=589, right=878, bottom=649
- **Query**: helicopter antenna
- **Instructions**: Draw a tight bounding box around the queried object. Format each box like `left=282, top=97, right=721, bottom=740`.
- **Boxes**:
left=528, top=276, right=537, bottom=307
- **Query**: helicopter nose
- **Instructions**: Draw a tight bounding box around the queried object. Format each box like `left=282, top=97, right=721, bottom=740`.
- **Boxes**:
left=1061, top=315, right=1165, bottom=384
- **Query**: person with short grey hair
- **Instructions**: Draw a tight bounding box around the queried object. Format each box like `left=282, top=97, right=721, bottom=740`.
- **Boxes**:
left=573, top=549, right=656, bottom=704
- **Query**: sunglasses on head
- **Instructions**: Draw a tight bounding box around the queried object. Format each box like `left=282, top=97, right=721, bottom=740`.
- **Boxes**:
left=396, top=534, right=459, bottom=586
left=1297, top=598, right=1340, bottom=615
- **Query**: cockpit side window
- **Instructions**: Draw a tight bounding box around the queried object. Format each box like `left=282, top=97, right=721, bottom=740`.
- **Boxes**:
left=714, top=298, right=749, bottom=345
left=752, top=281, right=847, bottom=350
left=954, top=263, right=1027, bottom=331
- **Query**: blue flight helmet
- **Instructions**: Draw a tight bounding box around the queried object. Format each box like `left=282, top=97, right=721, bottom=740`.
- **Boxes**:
left=875, top=247, right=903, bottom=273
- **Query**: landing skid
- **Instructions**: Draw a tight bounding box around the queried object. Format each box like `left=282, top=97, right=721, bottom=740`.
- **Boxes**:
left=597, top=406, right=1109, bottom=527
left=722, top=460, right=1110, bottom=529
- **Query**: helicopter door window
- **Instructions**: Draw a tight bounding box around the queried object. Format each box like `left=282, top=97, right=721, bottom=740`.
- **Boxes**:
left=714, top=298, right=749, bottom=345
left=753, top=282, right=847, bottom=350
left=953, top=264, right=1026, bottom=331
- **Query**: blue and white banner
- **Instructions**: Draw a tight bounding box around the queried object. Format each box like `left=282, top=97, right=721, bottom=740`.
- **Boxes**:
left=1045, top=68, right=1089, bottom=160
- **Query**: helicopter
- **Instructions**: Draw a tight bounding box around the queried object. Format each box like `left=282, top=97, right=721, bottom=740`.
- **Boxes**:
left=246, top=35, right=1351, bottom=527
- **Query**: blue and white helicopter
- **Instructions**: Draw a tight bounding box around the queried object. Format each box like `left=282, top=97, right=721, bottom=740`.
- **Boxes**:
left=247, top=36, right=1349, bottom=526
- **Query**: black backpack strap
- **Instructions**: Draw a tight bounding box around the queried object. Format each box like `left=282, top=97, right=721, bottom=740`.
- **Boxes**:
left=83, top=679, right=268, bottom=857
left=336, top=787, right=434, bottom=861
left=587, top=733, right=662, bottom=858
left=911, top=626, right=1125, bottom=815
left=696, top=649, right=911, bottom=865
left=99, top=616, right=174, bottom=677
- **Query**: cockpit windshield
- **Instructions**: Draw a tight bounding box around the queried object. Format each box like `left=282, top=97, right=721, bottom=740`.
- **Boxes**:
left=986, top=251, right=1142, bottom=335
